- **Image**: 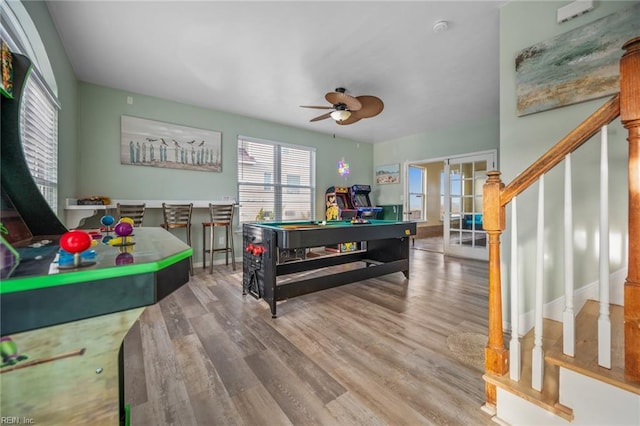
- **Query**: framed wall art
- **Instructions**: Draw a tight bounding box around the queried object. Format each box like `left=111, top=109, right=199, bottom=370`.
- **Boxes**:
left=375, top=163, right=400, bottom=185
left=121, top=115, right=222, bottom=172
left=515, top=2, right=640, bottom=116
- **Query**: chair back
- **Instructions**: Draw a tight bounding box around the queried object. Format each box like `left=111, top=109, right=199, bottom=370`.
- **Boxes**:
left=117, top=203, right=146, bottom=227
left=209, top=203, right=234, bottom=226
left=162, top=203, right=193, bottom=229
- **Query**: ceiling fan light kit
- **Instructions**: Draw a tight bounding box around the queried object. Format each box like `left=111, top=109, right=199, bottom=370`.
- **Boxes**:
left=301, top=87, right=384, bottom=126
left=330, top=110, right=351, bottom=122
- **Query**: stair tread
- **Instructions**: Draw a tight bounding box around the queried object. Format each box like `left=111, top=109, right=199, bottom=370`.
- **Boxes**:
left=485, top=318, right=574, bottom=421
left=546, top=300, right=640, bottom=395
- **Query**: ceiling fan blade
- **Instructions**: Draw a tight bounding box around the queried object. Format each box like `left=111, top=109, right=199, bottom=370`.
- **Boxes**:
left=300, top=105, right=333, bottom=109
left=351, top=95, right=384, bottom=118
left=336, top=115, right=362, bottom=125
left=310, top=111, right=333, bottom=122
left=325, top=91, right=362, bottom=111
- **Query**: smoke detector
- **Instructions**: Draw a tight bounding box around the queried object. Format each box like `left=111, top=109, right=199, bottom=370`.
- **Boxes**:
left=433, top=20, right=449, bottom=34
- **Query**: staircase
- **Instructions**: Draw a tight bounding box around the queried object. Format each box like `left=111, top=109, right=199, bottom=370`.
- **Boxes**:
left=486, top=302, right=639, bottom=425
left=481, top=37, right=640, bottom=424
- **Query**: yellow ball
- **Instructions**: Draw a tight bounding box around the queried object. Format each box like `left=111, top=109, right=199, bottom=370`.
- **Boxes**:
left=119, top=217, right=135, bottom=226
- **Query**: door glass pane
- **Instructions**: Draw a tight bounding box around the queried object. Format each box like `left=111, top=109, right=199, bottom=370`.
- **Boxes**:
left=461, top=162, right=473, bottom=179
left=449, top=229, right=461, bottom=246
left=474, top=195, right=483, bottom=214
left=460, top=230, right=473, bottom=246
left=450, top=175, right=461, bottom=196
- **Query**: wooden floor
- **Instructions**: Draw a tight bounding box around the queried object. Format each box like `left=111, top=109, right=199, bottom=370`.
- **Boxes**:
left=123, top=247, right=493, bottom=425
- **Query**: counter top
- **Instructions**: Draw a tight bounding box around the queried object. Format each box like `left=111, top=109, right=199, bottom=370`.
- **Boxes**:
left=64, top=198, right=237, bottom=209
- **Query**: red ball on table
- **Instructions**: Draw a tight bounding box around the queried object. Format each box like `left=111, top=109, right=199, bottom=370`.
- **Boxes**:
left=59, top=230, right=92, bottom=254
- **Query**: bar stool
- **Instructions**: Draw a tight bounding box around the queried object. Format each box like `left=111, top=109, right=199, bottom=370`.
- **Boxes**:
left=116, top=203, right=146, bottom=227
left=202, top=203, right=235, bottom=272
left=161, top=203, right=194, bottom=275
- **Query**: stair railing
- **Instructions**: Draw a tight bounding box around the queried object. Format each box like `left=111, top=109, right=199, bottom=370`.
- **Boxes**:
left=482, top=36, right=640, bottom=411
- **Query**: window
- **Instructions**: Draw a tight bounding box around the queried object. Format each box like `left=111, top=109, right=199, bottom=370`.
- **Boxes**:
left=237, top=136, right=315, bottom=222
left=408, top=165, right=426, bottom=221
left=2, top=1, right=59, bottom=211
left=20, top=73, right=58, bottom=210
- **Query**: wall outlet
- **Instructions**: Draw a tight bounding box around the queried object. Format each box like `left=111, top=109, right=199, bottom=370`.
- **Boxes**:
left=218, top=236, right=225, bottom=245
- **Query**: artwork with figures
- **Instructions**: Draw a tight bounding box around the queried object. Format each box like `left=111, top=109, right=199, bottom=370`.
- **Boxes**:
left=120, top=115, right=222, bottom=172
left=515, top=2, right=640, bottom=116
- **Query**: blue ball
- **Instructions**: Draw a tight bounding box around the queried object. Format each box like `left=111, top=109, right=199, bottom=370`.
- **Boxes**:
left=100, top=214, right=115, bottom=226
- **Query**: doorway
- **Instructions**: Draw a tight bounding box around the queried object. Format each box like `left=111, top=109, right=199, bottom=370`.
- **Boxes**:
left=405, top=150, right=496, bottom=260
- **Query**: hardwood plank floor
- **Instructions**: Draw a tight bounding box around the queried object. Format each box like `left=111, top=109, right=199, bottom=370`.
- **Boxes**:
left=124, top=247, right=493, bottom=425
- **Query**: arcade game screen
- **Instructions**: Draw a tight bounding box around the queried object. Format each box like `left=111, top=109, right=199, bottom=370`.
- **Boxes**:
left=353, top=193, right=370, bottom=207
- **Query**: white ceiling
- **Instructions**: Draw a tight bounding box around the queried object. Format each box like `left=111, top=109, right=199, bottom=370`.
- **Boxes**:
left=46, top=0, right=502, bottom=144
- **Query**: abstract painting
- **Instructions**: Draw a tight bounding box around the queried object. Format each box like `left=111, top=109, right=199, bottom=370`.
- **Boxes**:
left=515, top=3, right=639, bottom=116
left=121, top=116, right=222, bottom=172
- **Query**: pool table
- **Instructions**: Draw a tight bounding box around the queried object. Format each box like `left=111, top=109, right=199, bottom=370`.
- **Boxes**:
left=242, top=219, right=417, bottom=317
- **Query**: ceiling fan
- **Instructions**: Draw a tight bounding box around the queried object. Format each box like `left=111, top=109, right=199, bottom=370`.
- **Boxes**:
left=300, top=87, right=384, bottom=125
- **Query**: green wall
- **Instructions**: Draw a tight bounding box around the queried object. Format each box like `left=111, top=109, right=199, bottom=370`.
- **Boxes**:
left=77, top=83, right=371, bottom=204
left=373, top=116, right=499, bottom=205
left=76, top=82, right=371, bottom=264
left=500, top=1, right=633, bottom=317
left=21, top=0, right=78, bottom=217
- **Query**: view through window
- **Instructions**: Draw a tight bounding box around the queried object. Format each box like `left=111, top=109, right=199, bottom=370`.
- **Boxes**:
left=20, top=73, right=58, bottom=210
left=237, top=137, right=315, bottom=223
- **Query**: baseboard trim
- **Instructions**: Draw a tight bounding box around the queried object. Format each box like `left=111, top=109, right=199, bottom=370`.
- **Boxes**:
left=512, top=267, right=627, bottom=336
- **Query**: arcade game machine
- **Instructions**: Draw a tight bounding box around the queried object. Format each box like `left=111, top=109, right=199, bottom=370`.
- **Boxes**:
left=1, top=50, right=191, bottom=425
left=350, top=184, right=382, bottom=218
left=325, top=186, right=358, bottom=252
left=325, top=186, right=357, bottom=220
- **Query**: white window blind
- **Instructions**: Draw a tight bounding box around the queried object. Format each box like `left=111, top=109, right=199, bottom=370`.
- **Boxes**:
left=20, top=72, right=58, bottom=210
left=237, top=137, right=315, bottom=222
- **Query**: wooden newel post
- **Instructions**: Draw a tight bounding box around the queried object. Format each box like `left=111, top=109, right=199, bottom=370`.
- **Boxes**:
left=483, top=170, right=508, bottom=407
left=620, top=36, right=640, bottom=383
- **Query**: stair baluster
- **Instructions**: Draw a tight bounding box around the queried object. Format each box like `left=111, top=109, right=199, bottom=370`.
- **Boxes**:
left=532, top=175, right=545, bottom=391
left=599, top=125, right=612, bottom=369
left=510, top=197, right=521, bottom=381
left=563, top=153, right=575, bottom=357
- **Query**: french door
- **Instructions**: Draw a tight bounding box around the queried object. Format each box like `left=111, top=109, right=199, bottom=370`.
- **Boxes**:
left=443, top=152, right=494, bottom=260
